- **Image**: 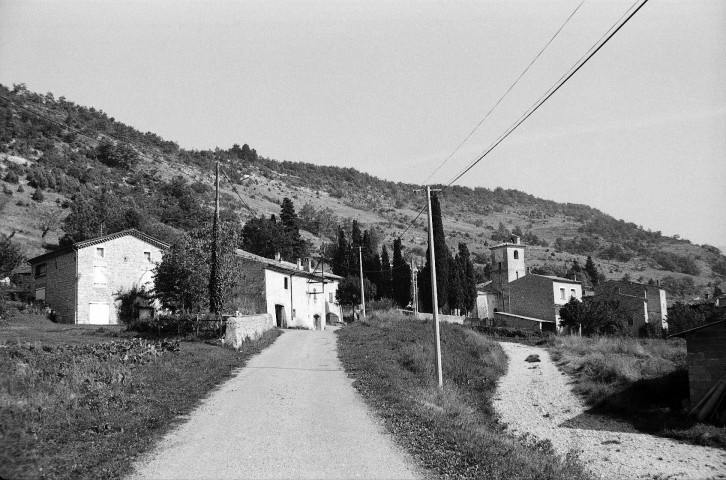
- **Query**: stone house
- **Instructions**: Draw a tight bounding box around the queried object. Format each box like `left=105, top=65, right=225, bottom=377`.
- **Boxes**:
left=230, top=249, right=342, bottom=330
left=477, top=237, right=582, bottom=331
left=593, top=280, right=668, bottom=334
left=27, top=229, right=169, bottom=324
left=669, top=320, right=726, bottom=421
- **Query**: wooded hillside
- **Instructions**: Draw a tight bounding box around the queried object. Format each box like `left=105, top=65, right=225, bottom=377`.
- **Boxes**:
left=1, top=83, right=723, bottom=301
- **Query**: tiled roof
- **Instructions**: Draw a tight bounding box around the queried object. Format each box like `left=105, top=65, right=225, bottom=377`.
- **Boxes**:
left=28, top=229, right=170, bottom=264
left=234, top=249, right=342, bottom=281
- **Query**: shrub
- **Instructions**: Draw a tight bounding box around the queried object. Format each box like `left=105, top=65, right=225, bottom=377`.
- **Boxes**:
left=3, top=171, right=19, bottom=184
left=127, top=312, right=224, bottom=339
left=16, top=185, right=24, bottom=193
left=31, top=188, right=44, bottom=202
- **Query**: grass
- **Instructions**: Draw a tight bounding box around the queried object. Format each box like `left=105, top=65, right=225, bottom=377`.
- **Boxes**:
left=0, top=313, right=282, bottom=480
left=337, top=310, right=590, bottom=480
left=546, top=334, right=726, bottom=449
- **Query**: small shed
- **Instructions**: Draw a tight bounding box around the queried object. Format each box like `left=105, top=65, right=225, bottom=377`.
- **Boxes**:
left=669, top=319, right=726, bottom=424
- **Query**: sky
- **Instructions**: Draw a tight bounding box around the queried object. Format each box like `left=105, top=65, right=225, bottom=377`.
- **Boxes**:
left=1, top=0, right=724, bottom=247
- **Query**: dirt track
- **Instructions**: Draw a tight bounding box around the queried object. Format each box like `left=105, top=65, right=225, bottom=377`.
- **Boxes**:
left=494, top=341, right=726, bottom=480
left=129, top=328, right=420, bottom=480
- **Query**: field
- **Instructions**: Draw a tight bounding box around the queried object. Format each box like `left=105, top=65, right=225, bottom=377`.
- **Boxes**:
left=0, top=313, right=281, bottom=480
left=546, top=334, right=726, bottom=449
left=336, top=310, right=590, bottom=480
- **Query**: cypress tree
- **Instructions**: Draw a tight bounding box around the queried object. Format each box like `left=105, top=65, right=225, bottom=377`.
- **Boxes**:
left=332, top=228, right=349, bottom=277
left=430, top=193, right=449, bottom=312
left=379, top=245, right=393, bottom=299
left=585, top=256, right=599, bottom=286
left=370, top=252, right=382, bottom=299
left=279, top=197, right=304, bottom=261
left=448, top=251, right=464, bottom=313
left=391, top=238, right=412, bottom=308
left=458, top=242, right=477, bottom=314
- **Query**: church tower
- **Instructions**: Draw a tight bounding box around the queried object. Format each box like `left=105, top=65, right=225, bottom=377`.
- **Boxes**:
left=490, top=236, right=526, bottom=292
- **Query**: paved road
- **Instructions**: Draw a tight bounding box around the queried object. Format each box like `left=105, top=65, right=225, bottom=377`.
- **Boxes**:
left=129, top=328, right=420, bottom=480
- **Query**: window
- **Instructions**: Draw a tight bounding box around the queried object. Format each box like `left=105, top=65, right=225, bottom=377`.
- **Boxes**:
left=498, top=261, right=502, bottom=272
left=516, top=271, right=519, bottom=280
left=93, top=265, right=107, bottom=286
left=570, top=289, right=576, bottom=298
left=329, top=292, right=334, bottom=303
left=35, top=263, right=47, bottom=278
left=560, top=288, right=566, bottom=300
left=96, top=247, right=105, bottom=258
left=144, top=251, right=151, bottom=262
left=284, top=277, right=288, bottom=289
left=513, top=250, right=519, bottom=259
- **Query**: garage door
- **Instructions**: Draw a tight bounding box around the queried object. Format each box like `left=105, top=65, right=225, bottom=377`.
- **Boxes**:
left=88, top=303, right=110, bottom=324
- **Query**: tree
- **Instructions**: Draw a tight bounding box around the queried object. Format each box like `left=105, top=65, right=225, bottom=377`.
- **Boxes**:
left=96, top=141, right=139, bottom=170
left=585, top=256, right=599, bottom=286
left=457, top=243, right=477, bottom=313
left=241, top=215, right=284, bottom=259
left=331, top=228, right=349, bottom=277
left=154, top=223, right=240, bottom=313
left=279, top=197, right=306, bottom=261
left=379, top=245, right=393, bottom=299
left=34, top=206, right=62, bottom=238
left=391, top=238, right=411, bottom=308
left=448, top=252, right=464, bottom=313
left=558, top=297, right=586, bottom=332
left=666, top=302, right=705, bottom=334
left=0, top=232, right=24, bottom=277
left=31, top=188, right=44, bottom=202
left=427, top=193, right=449, bottom=311
left=336, top=275, right=376, bottom=307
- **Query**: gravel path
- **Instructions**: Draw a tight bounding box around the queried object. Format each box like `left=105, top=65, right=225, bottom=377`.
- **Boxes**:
left=493, top=342, right=726, bottom=480
left=129, top=328, right=421, bottom=480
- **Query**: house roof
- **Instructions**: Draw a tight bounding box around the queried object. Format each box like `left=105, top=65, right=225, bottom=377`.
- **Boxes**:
left=234, top=249, right=342, bottom=281
left=537, top=274, right=581, bottom=284
left=28, top=229, right=170, bottom=265
left=490, top=241, right=527, bottom=250
left=666, top=319, right=726, bottom=338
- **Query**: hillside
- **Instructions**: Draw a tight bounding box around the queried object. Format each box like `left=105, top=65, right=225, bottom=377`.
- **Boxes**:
left=1, top=83, right=723, bottom=302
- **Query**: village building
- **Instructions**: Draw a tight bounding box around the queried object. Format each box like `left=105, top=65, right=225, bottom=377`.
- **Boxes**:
left=593, top=280, right=668, bottom=334
left=230, top=249, right=342, bottom=330
left=669, top=320, right=726, bottom=424
left=27, top=229, right=169, bottom=325
left=475, top=237, right=583, bottom=331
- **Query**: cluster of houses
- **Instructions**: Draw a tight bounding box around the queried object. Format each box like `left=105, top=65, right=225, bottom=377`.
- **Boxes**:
left=473, top=236, right=668, bottom=335
left=9, top=228, right=724, bottom=421
left=21, top=229, right=341, bottom=329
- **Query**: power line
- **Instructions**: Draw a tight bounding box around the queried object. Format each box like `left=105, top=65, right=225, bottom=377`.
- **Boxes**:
left=396, top=0, right=647, bottom=244
left=420, top=0, right=587, bottom=186
left=443, top=0, right=648, bottom=189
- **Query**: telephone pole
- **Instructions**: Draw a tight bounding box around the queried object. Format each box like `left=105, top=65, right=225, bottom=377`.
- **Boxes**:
left=424, top=186, right=443, bottom=389
left=358, top=246, right=366, bottom=319
left=209, top=161, right=222, bottom=314
left=411, top=259, right=418, bottom=319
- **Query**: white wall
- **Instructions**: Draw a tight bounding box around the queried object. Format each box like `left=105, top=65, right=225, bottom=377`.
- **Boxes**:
left=552, top=281, right=583, bottom=324
left=264, top=269, right=340, bottom=330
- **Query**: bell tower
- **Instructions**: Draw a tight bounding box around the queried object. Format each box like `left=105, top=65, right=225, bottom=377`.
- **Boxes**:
left=490, top=236, right=526, bottom=291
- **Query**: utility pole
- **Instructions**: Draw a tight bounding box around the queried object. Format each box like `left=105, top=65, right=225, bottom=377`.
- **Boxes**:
left=209, top=161, right=222, bottom=314
left=358, top=246, right=366, bottom=319
left=411, top=259, right=418, bottom=319
left=424, top=186, right=443, bottom=389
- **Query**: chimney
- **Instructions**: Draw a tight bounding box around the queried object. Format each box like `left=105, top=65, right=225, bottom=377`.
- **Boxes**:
left=306, top=258, right=313, bottom=272
left=274, top=252, right=281, bottom=262
left=514, top=236, right=520, bottom=245
left=296, top=258, right=302, bottom=270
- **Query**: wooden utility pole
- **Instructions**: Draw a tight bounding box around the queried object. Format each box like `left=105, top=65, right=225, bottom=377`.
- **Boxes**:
left=411, top=259, right=418, bottom=319
left=358, top=246, right=366, bottom=319
left=209, top=161, right=222, bottom=314
left=425, top=186, right=443, bottom=389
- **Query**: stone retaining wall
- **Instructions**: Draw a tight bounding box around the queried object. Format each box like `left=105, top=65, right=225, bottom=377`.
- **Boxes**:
left=225, top=314, right=275, bottom=350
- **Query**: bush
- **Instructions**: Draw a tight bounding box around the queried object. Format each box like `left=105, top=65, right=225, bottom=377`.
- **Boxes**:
left=16, top=185, right=24, bottom=193
left=127, top=312, right=224, bottom=339
left=31, top=188, right=44, bottom=202
left=3, top=171, right=19, bottom=184
left=367, top=298, right=395, bottom=311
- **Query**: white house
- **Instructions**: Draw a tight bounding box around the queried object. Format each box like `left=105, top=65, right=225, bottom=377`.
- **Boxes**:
left=231, top=249, right=342, bottom=330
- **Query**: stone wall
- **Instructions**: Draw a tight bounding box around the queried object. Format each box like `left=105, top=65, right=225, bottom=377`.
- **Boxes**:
left=225, top=314, right=275, bottom=350
left=32, top=251, right=77, bottom=324
left=494, top=312, right=556, bottom=332
left=403, top=311, right=465, bottom=324
left=686, top=321, right=726, bottom=404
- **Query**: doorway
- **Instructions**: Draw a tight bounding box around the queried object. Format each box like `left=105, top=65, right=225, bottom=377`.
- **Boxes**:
left=275, top=304, right=286, bottom=328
